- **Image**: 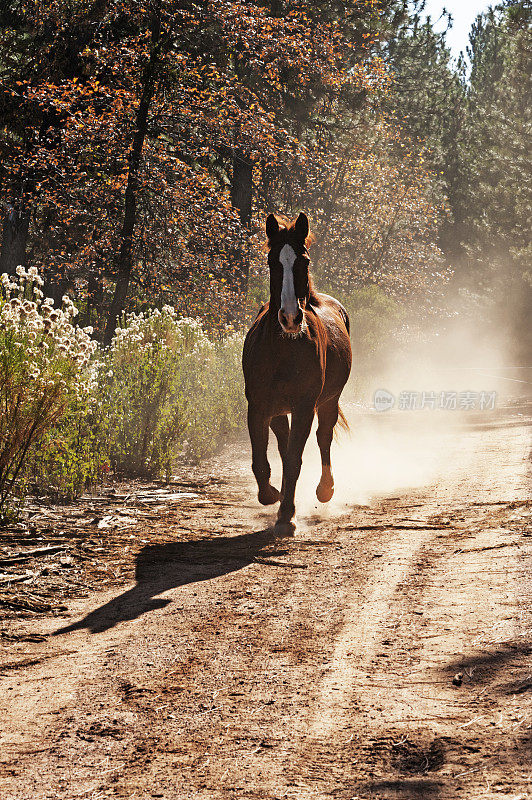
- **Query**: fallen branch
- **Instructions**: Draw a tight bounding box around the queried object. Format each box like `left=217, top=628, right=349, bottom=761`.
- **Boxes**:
left=1, top=631, right=48, bottom=642
left=0, top=596, right=64, bottom=612
left=454, top=541, right=521, bottom=554
left=458, top=714, right=489, bottom=728
left=0, top=571, right=34, bottom=585
left=345, top=523, right=445, bottom=531
left=0, top=545, right=66, bottom=565
left=254, top=557, right=307, bottom=569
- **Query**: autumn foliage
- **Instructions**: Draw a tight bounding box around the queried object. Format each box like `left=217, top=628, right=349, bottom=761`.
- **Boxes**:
left=0, top=0, right=449, bottom=340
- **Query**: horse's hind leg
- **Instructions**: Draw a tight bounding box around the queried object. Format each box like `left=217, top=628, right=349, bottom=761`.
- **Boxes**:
left=316, top=395, right=340, bottom=503
left=270, top=415, right=289, bottom=497
left=248, top=406, right=280, bottom=505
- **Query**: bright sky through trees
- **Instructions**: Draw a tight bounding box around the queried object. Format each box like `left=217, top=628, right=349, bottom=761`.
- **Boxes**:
left=423, top=0, right=492, bottom=59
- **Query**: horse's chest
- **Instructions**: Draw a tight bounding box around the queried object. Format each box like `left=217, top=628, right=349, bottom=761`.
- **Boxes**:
left=249, top=359, right=309, bottom=388
left=244, top=332, right=323, bottom=408
left=271, top=353, right=323, bottom=401
left=272, top=361, right=304, bottom=384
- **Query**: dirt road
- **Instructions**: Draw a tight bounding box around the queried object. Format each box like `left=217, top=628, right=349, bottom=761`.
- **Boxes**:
left=1, top=408, right=531, bottom=799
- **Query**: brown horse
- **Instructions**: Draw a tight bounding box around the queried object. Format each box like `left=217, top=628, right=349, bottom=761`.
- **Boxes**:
left=242, top=212, right=352, bottom=533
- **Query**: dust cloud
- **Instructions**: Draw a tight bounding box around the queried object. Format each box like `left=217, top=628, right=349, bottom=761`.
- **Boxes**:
left=269, top=411, right=454, bottom=523
left=267, top=305, right=531, bottom=524
left=366, top=313, right=528, bottom=401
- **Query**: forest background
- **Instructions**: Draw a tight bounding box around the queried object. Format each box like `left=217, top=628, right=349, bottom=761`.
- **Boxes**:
left=0, top=0, right=530, bottom=514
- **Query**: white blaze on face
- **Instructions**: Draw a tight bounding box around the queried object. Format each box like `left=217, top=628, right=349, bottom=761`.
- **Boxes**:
left=279, top=244, right=298, bottom=320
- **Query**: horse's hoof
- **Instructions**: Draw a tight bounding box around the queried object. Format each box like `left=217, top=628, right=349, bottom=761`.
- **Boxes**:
left=274, top=519, right=296, bottom=536
left=258, top=485, right=281, bottom=505
left=316, top=481, right=334, bottom=503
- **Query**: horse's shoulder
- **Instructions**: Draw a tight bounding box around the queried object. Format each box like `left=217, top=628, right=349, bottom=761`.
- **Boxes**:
left=243, top=302, right=269, bottom=357
left=245, top=302, right=268, bottom=333
left=312, top=292, right=342, bottom=309
left=309, top=293, right=350, bottom=333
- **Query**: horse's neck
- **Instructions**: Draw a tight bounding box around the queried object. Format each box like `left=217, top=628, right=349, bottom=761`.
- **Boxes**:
left=307, top=273, right=317, bottom=302
left=268, top=296, right=280, bottom=313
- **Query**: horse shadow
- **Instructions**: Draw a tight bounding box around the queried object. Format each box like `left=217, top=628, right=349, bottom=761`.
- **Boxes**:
left=54, top=526, right=281, bottom=636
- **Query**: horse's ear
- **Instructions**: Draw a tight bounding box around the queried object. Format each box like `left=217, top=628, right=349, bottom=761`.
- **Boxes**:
left=294, top=212, right=309, bottom=243
left=266, top=214, right=279, bottom=242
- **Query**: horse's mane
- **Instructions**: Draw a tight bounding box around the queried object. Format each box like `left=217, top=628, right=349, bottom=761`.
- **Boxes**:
left=304, top=303, right=327, bottom=383
left=306, top=273, right=320, bottom=308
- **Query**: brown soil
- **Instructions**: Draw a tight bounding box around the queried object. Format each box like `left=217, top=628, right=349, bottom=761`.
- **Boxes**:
left=0, top=406, right=531, bottom=800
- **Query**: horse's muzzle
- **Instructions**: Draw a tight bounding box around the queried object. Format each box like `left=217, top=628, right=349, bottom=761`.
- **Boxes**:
left=279, top=306, right=303, bottom=334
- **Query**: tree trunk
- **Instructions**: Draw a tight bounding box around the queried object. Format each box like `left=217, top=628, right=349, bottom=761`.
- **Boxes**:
left=230, top=148, right=253, bottom=311
left=231, top=149, right=253, bottom=228
left=104, top=14, right=161, bottom=345
left=81, top=270, right=103, bottom=328
left=0, top=206, right=30, bottom=276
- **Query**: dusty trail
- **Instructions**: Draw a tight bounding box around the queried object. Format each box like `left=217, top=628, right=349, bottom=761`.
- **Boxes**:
left=0, top=408, right=530, bottom=800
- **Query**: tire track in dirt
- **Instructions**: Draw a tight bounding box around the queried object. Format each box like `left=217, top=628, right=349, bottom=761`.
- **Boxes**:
left=308, top=527, right=435, bottom=741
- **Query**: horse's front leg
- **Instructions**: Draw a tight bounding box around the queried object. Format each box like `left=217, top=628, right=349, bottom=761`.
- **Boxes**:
left=276, top=404, right=315, bottom=533
left=270, top=414, right=289, bottom=499
left=248, top=406, right=281, bottom=505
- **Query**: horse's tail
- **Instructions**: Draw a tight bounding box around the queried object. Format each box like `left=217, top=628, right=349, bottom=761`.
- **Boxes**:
left=332, top=405, right=350, bottom=441
left=337, top=405, right=349, bottom=432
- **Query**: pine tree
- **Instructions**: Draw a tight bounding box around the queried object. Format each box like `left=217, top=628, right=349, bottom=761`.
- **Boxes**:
left=384, top=3, right=468, bottom=257
left=462, top=0, right=531, bottom=356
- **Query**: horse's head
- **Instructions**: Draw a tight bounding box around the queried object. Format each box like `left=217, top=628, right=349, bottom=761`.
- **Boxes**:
left=265, top=212, right=312, bottom=335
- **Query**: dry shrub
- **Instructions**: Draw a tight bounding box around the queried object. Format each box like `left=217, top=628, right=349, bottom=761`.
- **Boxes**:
left=100, top=308, right=245, bottom=477
left=0, top=267, right=96, bottom=518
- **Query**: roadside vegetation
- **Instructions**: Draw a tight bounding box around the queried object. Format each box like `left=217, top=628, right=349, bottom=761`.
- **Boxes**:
left=0, top=267, right=244, bottom=519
